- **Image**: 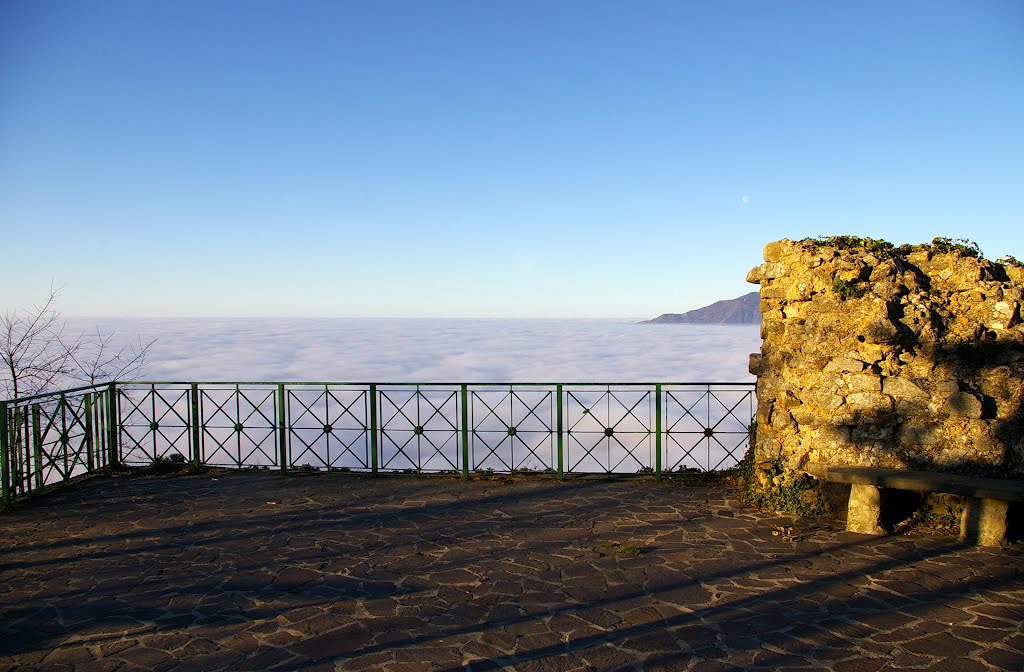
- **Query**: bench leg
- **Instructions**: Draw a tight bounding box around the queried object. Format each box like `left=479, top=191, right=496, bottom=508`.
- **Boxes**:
left=847, top=483, right=885, bottom=535
left=960, top=498, right=1008, bottom=546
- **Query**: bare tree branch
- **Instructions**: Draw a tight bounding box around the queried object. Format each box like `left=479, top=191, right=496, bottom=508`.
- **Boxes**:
left=67, top=327, right=157, bottom=386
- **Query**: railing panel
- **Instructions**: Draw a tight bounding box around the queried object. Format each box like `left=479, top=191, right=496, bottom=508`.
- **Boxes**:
left=664, top=385, right=755, bottom=472
left=469, top=386, right=555, bottom=472
left=287, top=385, right=371, bottom=470
left=199, top=385, right=279, bottom=468
left=565, top=386, right=655, bottom=474
left=378, top=386, right=461, bottom=472
left=118, top=385, right=192, bottom=464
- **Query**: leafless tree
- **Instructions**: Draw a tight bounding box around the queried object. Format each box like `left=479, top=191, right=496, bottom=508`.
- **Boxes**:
left=1, top=284, right=155, bottom=400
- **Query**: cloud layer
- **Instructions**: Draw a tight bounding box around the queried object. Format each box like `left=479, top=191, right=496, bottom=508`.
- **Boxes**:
left=78, top=318, right=761, bottom=383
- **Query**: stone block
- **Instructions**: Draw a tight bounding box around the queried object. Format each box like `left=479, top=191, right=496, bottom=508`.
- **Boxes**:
left=900, top=423, right=940, bottom=446
left=856, top=343, right=885, bottom=364
left=803, top=389, right=845, bottom=411
left=990, top=300, right=1021, bottom=329
left=882, top=377, right=930, bottom=400
left=763, top=241, right=787, bottom=262
left=845, top=392, right=894, bottom=414
left=761, top=262, right=789, bottom=280
left=847, top=374, right=882, bottom=393
left=746, top=266, right=763, bottom=284
left=863, top=318, right=903, bottom=344
left=748, top=353, right=765, bottom=376
left=823, top=358, right=865, bottom=373
left=944, top=392, right=983, bottom=419
left=872, top=281, right=900, bottom=300
left=789, top=407, right=820, bottom=427
left=895, top=398, right=931, bottom=416
left=783, top=303, right=805, bottom=319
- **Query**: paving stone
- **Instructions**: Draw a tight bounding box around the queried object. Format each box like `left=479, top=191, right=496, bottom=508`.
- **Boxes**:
left=111, top=644, right=172, bottom=667
left=925, top=659, right=991, bottom=672
left=287, top=622, right=373, bottom=658
left=901, top=632, right=983, bottom=657
left=979, top=646, right=1024, bottom=670
left=886, top=650, right=937, bottom=668
left=41, top=645, right=97, bottom=666
left=831, top=658, right=889, bottom=672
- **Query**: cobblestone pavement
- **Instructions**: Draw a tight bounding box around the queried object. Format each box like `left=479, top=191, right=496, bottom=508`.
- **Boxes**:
left=1, top=471, right=1022, bottom=671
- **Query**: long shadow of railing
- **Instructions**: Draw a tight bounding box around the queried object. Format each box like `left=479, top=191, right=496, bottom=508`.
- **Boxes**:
left=2, top=475, right=610, bottom=569
left=267, top=532, right=988, bottom=671
left=5, top=471, right=1017, bottom=668
left=440, top=560, right=1016, bottom=672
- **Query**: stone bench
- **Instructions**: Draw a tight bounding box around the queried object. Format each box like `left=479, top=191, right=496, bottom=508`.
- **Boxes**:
left=808, top=465, right=1024, bottom=546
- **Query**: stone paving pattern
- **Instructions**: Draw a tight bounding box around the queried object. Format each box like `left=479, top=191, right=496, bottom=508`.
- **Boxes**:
left=1, top=471, right=1022, bottom=671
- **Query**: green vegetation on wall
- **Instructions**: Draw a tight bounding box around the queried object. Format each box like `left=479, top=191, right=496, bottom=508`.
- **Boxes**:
left=802, top=235, right=983, bottom=260
left=831, top=277, right=866, bottom=300
left=738, top=435, right=828, bottom=516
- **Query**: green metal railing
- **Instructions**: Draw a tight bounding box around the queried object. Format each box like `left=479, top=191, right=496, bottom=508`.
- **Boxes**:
left=1, top=383, right=117, bottom=506
left=2, top=381, right=755, bottom=506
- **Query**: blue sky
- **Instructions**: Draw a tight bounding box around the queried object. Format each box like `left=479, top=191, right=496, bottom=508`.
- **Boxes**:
left=2, top=1, right=1021, bottom=318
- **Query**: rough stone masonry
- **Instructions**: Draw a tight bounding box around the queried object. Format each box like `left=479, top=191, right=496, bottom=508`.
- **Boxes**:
left=746, top=238, right=1024, bottom=487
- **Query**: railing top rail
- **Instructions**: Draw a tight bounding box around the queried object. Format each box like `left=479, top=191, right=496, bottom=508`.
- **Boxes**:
left=124, top=380, right=756, bottom=387
left=3, top=380, right=756, bottom=406
left=3, top=382, right=112, bottom=407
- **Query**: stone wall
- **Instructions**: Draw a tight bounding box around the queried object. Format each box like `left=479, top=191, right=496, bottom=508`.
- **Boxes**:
left=746, top=238, right=1024, bottom=486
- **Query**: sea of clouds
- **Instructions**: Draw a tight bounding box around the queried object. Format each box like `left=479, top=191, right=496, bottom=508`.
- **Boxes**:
left=73, top=318, right=760, bottom=383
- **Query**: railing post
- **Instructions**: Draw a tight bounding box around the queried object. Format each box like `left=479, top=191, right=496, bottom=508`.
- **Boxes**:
left=85, top=394, right=95, bottom=473
left=369, top=384, right=378, bottom=476
left=14, top=409, right=25, bottom=494
left=31, top=404, right=43, bottom=491
left=460, top=384, right=470, bottom=479
left=556, top=384, right=564, bottom=481
left=655, top=384, right=662, bottom=481
left=190, top=383, right=202, bottom=469
left=1, top=401, right=10, bottom=508
left=107, top=383, right=119, bottom=468
left=93, top=393, right=105, bottom=470
left=277, top=383, right=287, bottom=473
left=59, top=393, right=68, bottom=479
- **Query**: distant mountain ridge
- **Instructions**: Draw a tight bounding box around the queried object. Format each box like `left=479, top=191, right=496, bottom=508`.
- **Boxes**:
left=644, top=292, right=761, bottom=324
